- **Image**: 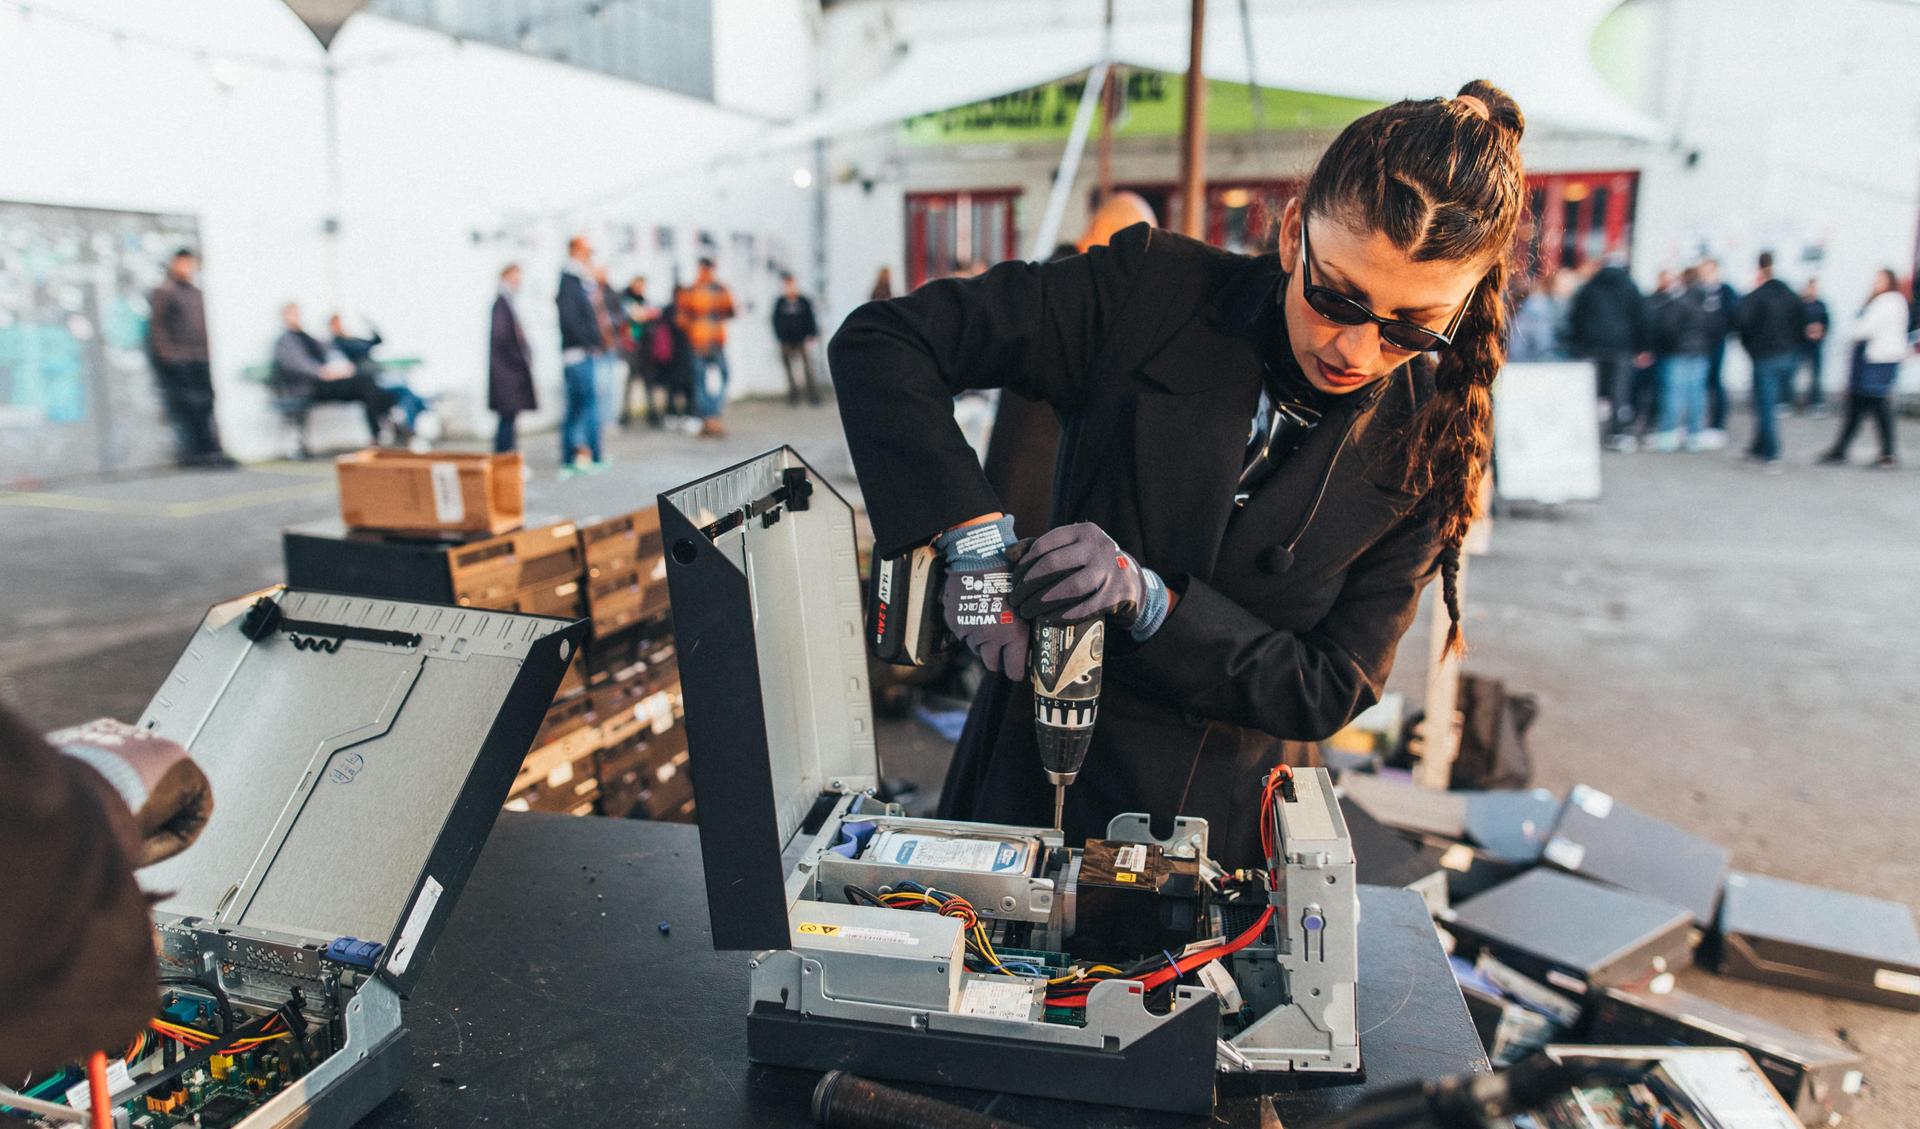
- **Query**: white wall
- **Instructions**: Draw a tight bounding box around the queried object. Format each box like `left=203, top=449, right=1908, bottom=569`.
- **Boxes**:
left=0, top=0, right=817, bottom=465
left=1601, top=0, right=1920, bottom=393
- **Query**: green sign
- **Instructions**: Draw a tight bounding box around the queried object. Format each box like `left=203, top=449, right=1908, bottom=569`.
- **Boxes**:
left=898, top=68, right=1381, bottom=146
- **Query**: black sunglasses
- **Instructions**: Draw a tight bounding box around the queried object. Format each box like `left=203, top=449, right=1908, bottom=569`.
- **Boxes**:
left=1297, top=218, right=1469, bottom=352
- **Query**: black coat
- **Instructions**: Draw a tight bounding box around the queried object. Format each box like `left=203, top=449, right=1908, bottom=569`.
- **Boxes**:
left=489, top=294, right=537, bottom=415
left=1736, top=278, right=1807, bottom=360
left=556, top=271, right=602, bottom=353
left=772, top=294, right=819, bottom=344
left=830, top=223, right=1446, bottom=867
left=1569, top=266, right=1648, bottom=355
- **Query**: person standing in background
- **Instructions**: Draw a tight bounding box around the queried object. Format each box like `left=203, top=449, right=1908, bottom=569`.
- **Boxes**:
left=592, top=264, right=628, bottom=435
left=489, top=264, right=536, bottom=454
left=147, top=249, right=235, bottom=468
left=1798, top=278, right=1830, bottom=417
left=556, top=236, right=607, bottom=476
left=1821, top=268, right=1908, bottom=469
left=1509, top=268, right=1570, bottom=362
left=1647, top=266, right=1717, bottom=453
left=1569, top=252, right=1651, bottom=451
left=869, top=265, right=895, bottom=301
left=617, top=275, right=662, bottom=429
left=1697, top=257, right=1740, bottom=446
left=771, top=272, right=822, bottom=406
left=677, top=257, right=736, bottom=438
left=1735, top=252, right=1808, bottom=468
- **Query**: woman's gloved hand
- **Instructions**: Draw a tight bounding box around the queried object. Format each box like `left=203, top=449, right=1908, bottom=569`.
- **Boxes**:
left=933, top=515, right=1030, bottom=682
left=1010, top=522, right=1171, bottom=640
left=49, top=718, right=212, bottom=867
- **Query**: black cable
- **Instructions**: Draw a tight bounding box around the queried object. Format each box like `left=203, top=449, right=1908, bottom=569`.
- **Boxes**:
left=843, top=884, right=888, bottom=909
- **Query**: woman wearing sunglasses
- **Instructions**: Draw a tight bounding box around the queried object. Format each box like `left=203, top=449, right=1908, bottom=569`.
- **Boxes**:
left=833, top=81, right=1525, bottom=867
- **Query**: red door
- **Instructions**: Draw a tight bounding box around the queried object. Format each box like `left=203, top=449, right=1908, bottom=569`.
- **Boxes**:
left=905, top=191, right=1021, bottom=290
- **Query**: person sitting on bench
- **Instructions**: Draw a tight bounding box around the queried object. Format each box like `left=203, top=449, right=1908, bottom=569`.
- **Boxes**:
left=272, top=303, right=398, bottom=444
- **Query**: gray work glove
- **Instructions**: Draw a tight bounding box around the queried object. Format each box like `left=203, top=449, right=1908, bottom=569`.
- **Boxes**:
left=933, top=516, right=1029, bottom=682
left=50, top=718, right=212, bottom=867
left=1010, top=522, right=1171, bottom=641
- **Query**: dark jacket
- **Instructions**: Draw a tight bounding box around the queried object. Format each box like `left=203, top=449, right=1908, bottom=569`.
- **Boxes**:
left=1736, top=278, right=1807, bottom=360
left=1802, top=297, right=1829, bottom=345
left=149, top=277, right=209, bottom=364
left=489, top=293, right=537, bottom=415
left=0, top=703, right=155, bottom=1079
left=772, top=294, right=819, bottom=344
left=831, top=223, right=1445, bottom=867
left=557, top=269, right=603, bottom=354
left=334, top=329, right=383, bottom=381
left=1654, top=286, right=1717, bottom=357
left=1568, top=266, right=1647, bottom=355
left=270, top=328, right=332, bottom=396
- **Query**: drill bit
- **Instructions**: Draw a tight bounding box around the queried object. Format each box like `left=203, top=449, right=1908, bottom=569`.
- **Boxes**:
left=1053, top=781, right=1067, bottom=832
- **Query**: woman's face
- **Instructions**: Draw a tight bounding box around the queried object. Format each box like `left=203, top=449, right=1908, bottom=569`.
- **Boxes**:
left=1873, top=270, right=1896, bottom=297
left=1277, top=199, right=1487, bottom=395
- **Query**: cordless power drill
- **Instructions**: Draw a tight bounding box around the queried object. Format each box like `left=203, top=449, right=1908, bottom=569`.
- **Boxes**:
left=868, top=545, right=1105, bottom=831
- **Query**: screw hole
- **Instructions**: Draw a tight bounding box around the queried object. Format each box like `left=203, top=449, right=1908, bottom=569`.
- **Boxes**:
left=671, top=538, right=699, bottom=565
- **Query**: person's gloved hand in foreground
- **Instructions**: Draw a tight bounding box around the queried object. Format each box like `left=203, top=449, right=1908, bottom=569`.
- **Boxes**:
left=0, top=704, right=213, bottom=1081
left=934, top=514, right=1030, bottom=682
left=1009, top=522, right=1172, bottom=642
left=48, top=717, right=213, bottom=867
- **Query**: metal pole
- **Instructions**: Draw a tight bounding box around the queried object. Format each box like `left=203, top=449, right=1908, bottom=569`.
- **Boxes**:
left=322, top=60, right=342, bottom=307
left=1178, top=0, right=1207, bottom=238
left=1096, top=0, right=1116, bottom=208
left=1027, top=61, right=1111, bottom=261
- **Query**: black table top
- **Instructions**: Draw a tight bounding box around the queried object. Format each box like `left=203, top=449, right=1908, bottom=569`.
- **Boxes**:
left=359, top=814, right=1487, bottom=1129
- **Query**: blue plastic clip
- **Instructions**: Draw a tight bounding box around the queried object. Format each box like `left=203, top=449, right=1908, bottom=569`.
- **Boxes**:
left=325, top=936, right=385, bottom=969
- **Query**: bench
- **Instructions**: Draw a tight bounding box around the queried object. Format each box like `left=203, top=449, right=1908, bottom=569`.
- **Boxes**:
left=244, top=357, right=425, bottom=459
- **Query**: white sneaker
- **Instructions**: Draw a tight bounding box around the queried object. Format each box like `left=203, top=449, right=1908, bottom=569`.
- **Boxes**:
left=407, top=435, right=432, bottom=454
left=415, top=410, right=444, bottom=442
left=1696, top=429, right=1729, bottom=451
left=1647, top=431, right=1681, bottom=453
left=1605, top=434, right=1639, bottom=453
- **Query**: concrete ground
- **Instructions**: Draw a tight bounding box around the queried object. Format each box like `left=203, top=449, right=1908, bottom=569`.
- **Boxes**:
left=2, top=403, right=1914, bottom=1124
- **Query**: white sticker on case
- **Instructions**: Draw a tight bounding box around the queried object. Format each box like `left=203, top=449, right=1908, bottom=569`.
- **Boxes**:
left=1543, top=836, right=1587, bottom=871
left=1570, top=785, right=1614, bottom=820
left=429, top=463, right=465, bottom=524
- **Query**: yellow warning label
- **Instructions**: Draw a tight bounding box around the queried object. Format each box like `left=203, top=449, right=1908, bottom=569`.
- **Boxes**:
left=796, top=922, right=842, bottom=937
left=1114, top=872, right=1137, bottom=883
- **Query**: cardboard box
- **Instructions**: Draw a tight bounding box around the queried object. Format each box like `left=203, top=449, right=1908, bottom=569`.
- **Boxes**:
left=449, top=522, right=584, bottom=607
left=507, top=577, right=586, bottom=620
left=530, top=692, right=598, bottom=756
left=336, top=449, right=523, bottom=536
left=580, top=511, right=643, bottom=577
left=504, top=741, right=600, bottom=815
left=587, top=568, right=646, bottom=639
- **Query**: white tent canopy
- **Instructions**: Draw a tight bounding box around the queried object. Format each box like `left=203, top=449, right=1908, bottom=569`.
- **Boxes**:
left=756, top=0, right=1662, bottom=152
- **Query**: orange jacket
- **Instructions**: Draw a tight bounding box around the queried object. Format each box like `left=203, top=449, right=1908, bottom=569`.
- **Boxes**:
left=676, top=280, right=736, bottom=355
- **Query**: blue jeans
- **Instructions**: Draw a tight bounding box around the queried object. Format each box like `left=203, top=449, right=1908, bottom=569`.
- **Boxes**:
left=1748, top=354, right=1796, bottom=459
left=692, top=348, right=730, bottom=419
left=561, top=357, right=602, bottom=464
left=1658, top=355, right=1709, bottom=437
left=494, top=412, right=518, bottom=453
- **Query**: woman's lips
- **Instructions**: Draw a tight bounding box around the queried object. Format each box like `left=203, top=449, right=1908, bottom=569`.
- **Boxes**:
left=1315, top=358, right=1370, bottom=387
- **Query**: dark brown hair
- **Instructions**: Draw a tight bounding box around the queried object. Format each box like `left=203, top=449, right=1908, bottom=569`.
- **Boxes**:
left=1301, top=79, right=1526, bottom=653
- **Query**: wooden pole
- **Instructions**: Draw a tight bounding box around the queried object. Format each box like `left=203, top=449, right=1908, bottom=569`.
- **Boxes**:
left=1178, top=0, right=1207, bottom=238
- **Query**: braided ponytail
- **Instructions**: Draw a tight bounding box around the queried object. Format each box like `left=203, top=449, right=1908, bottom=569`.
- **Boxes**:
left=1302, top=79, right=1526, bottom=655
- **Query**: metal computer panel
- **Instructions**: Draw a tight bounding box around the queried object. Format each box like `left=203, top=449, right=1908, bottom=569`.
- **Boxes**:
left=1233, top=768, right=1361, bottom=1073
left=136, top=586, right=583, bottom=992
left=661, top=448, right=879, bottom=951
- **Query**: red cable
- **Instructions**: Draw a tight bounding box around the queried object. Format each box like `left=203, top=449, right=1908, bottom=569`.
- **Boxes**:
left=86, top=1051, right=111, bottom=1129
left=1047, top=906, right=1275, bottom=1009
